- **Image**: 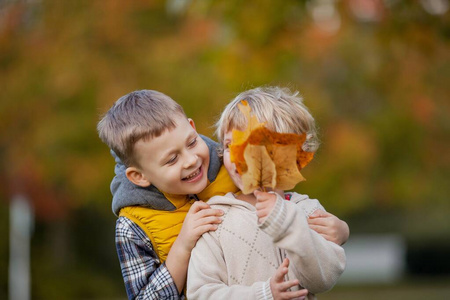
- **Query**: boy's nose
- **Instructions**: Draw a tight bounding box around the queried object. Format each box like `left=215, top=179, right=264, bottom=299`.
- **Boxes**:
left=183, top=151, right=198, bottom=168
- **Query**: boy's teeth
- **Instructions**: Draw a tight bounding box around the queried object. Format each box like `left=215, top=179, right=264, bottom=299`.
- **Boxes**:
left=185, top=169, right=200, bottom=180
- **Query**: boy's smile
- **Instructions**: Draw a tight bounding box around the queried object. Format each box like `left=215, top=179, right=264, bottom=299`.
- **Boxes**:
left=128, top=117, right=210, bottom=196
left=182, top=167, right=203, bottom=182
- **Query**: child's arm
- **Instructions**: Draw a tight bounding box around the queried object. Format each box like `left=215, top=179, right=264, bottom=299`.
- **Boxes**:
left=165, top=201, right=223, bottom=294
left=116, top=202, right=223, bottom=299
left=308, top=210, right=350, bottom=245
left=256, top=191, right=346, bottom=295
left=255, top=191, right=349, bottom=245
left=116, top=217, right=180, bottom=299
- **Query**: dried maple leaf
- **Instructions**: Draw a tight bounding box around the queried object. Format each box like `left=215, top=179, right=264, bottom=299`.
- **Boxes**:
left=270, top=144, right=305, bottom=190
left=230, top=101, right=266, bottom=174
left=241, top=145, right=276, bottom=194
left=230, top=101, right=315, bottom=194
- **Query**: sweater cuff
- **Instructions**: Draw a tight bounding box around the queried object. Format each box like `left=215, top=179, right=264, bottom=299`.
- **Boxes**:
left=255, top=279, right=274, bottom=300
left=259, top=193, right=287, bottom=239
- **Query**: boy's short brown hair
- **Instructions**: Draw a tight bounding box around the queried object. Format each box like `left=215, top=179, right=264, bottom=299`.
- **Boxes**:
left=97, top=90, right=186, bottom=167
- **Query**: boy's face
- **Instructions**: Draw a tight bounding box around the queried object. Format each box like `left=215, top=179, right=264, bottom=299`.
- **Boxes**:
left=222, top=130, right=244, bottom=192
left=128, top=117, right=210, bottom=196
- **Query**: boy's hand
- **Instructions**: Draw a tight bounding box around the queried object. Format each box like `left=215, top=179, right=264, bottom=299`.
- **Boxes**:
left=177, top=201, right=224, bottom=253
left=270, top=258, right=308, bottom=300
left=254, top=190, right=277, bottom=224
left=308, top=209, right=350, bottom=245
left=166, top=201, right=223, bottom=293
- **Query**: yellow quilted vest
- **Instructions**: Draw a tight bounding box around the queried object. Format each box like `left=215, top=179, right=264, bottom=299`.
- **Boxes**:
left=119, top=165, right=238, bottom=263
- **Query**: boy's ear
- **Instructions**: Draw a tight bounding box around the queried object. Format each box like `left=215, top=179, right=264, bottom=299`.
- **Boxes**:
left=188, top=118, right=196, bottom=130
left=126, top=167, right=151, bottom=187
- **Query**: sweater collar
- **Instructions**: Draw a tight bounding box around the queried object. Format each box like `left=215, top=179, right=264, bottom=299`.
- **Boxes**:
left=208, top=192, right=256, bottom=211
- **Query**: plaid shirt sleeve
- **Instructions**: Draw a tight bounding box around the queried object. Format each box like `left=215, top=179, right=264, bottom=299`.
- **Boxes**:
left=116, top=216, right=184, bottom=300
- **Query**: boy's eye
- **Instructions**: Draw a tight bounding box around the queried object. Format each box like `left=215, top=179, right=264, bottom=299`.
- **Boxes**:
left=166, top=155, right=178, bottom=165
left=188, top=138, right=197, bottom=147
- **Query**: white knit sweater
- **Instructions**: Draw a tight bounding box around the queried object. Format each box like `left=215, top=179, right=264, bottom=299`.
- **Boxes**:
left=186, top=192, right=346, bottom=300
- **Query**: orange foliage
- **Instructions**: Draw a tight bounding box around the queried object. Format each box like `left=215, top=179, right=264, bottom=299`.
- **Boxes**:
left=229, top=101, right=314, bottom=194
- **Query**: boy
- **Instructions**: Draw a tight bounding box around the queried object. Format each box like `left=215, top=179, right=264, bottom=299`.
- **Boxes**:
left=187, top=86, right=346, bottom=299
left=98, top=89, right=349, bottom=299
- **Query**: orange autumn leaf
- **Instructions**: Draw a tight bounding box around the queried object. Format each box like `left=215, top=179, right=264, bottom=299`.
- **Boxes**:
left=230, top=101, right=315, bottom=194
left=241, top=145, right=277, bottom=194
left=231, top=100, right=266, bottom=145
left=269, top=144, right=305, bottom=191
left=230, top=101, right=266, bottom=174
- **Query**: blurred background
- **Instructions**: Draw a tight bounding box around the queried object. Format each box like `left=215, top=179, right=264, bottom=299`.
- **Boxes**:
left=0, top=0, right=449, bottom=299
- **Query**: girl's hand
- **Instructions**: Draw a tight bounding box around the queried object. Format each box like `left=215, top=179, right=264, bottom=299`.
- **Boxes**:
left=308, top=209, right=350, bottom=245
left=254, top=190, right=277, bottom=224
left=270, top=258, right=308, bottom=300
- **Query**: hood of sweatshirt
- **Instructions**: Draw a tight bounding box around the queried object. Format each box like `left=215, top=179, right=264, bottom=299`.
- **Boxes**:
left=207, top=192, right=256, bottom=212
left=110, top=134, right=222, bottom=216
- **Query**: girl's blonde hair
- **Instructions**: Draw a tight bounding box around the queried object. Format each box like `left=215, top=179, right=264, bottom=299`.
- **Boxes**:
left=215, top=86, right=319, bottom=152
